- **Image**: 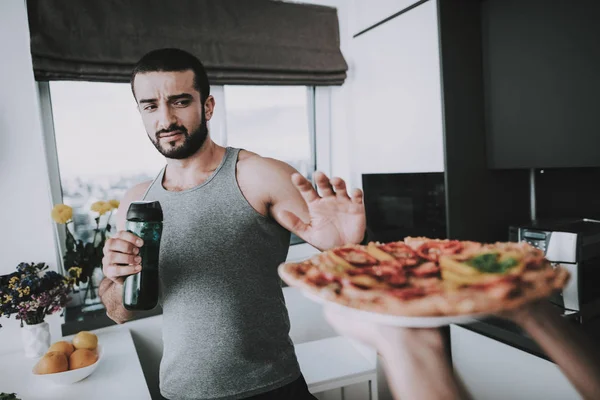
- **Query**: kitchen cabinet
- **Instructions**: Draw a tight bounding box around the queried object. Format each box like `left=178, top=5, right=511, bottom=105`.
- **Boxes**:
left=351, top=0, right=444, bottom=176
left=450, top=325, right=581, bottom=400
left=482, top=0, right=600, bottom=169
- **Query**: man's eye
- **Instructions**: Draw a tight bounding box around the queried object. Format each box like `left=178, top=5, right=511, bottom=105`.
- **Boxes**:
left=144, top=104, right=157, bottom=111
left=174, top=100, right=190, bottom=107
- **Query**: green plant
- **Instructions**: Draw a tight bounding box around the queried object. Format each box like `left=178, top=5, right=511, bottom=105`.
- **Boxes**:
left=51, top=200, right=119, bottom=285
left=0, top=393, right=21, bottom=400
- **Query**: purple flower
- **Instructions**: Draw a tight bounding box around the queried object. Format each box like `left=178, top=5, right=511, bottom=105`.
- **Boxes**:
left=0, top=262, right=73, bottom=327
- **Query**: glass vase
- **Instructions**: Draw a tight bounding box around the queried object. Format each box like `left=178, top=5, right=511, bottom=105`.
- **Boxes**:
left=81, top=266, right=105, bottom=313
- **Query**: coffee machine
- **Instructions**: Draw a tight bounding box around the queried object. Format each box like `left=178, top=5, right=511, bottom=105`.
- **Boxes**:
left=509, top=218, right=600, bottom=323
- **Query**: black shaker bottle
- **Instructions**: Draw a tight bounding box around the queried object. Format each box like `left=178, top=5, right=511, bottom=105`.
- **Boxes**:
left=123, top=201, right=163, bottom=310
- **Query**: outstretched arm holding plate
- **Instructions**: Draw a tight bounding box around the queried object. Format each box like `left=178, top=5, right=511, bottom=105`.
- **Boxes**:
left=325, top=309, right=469, bottom=400
left=325, top=302, right=600, bottom=400
left=502, top=301, right=600, bottom=400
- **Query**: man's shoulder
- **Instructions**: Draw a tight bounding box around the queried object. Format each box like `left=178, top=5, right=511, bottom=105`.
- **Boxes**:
left=125, top=180, right=153, bottom=201
left=237, top=149, right=295, bottom=176
left=115, top=180, right=154, bottom=229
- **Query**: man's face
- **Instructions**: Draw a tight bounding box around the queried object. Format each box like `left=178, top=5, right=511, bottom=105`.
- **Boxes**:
left=133, top=70, right=210, bottom=159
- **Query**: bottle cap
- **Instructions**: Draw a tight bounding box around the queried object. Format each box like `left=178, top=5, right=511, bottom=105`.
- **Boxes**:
left=126, top=201, right=163, bottom=222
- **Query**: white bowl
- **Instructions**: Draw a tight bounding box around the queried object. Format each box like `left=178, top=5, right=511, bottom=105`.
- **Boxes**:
left=32, top=345, right=103, bottom=385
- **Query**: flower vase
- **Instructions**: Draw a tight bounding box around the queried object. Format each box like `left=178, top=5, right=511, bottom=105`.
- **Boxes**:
left=21, top=321, right=51, bottom=358
left=81, top=267, right=105, bottom=313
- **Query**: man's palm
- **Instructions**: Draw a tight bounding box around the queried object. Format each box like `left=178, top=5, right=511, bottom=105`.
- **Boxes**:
left=280, top=172, right=366, bottom=250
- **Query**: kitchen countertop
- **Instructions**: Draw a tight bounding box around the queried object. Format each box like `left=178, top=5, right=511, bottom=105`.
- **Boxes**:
left=458, top=312, right=600, bottom=362
left=61, top=303, right=162, bottom=336
left=0, top=324, right=151, bottom=400
left=458, top=317, right=548, bottom=360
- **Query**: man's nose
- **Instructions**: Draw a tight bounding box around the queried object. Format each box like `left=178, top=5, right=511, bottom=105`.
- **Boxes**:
left=156, top=105, right=177, bottom=131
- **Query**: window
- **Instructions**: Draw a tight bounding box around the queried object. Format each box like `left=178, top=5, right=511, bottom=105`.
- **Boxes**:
left=222, top=86, right=316, bottom=245
left=49, top=82, right=163, bottom=242
left=223, top=86, right=314, bottom=178
left=43, top=81, right=327, bottom=323
left=46, top=83, right=318, bottom=249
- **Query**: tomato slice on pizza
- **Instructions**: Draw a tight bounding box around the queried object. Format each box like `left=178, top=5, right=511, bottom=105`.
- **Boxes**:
left=367, top=242, right=419, bottom=266
left=408, top=261, right=440, bottom=277
left=330, top=246, right=380, bottom=267
left=361, top=264, right=408, bottom=287
left=415, top=240, right=463, bottom=262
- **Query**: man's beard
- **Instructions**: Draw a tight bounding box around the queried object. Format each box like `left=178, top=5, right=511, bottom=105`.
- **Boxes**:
left=151, top=116, right=208, bottom=160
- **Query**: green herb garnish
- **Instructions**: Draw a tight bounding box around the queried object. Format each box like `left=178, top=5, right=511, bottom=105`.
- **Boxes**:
left=466, top=253, right=518, bottom=274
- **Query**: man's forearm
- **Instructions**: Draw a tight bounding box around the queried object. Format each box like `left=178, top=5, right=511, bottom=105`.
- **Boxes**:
left=98, top=278, right=135, bottom=324
left=518, top=302, right=600, bottom=400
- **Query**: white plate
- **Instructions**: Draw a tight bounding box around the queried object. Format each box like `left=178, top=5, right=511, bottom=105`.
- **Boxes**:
left=304, top=291, right=489, bottom=328
left=32, top=345, right=103, bottom=385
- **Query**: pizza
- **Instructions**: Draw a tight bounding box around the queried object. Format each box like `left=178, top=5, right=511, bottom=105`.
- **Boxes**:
left=278, top=237, right=570, bottom=317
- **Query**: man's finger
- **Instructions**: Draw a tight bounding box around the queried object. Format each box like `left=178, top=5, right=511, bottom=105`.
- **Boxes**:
left=105, top=252, right=141, bottom=266
left=351, top=188, right=364, bottom=205
left=330, top=177, right=350, bottom=200
left=291, top=173, right=320, bottom=203
left=114, top=231, right=144, bottom=247
left=314, top=171, right=335, bottom=197
left=105, top=237, right=140, bottom=255
left=103, top=264, right=141, bottom=279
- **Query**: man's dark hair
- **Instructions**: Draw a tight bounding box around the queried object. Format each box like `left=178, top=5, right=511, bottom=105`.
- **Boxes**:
left=131, top=48, right=210, bottom=103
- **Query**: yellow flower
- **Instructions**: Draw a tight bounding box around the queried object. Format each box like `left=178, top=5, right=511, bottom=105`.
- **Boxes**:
left=68, top=266, right=83, bottom=279
left=3, top=294, right=12, bottom=303
left=108, top=199, right=120, bottom=209
left=8, top=276, right=19, bottom=289
left=51, top=204, right=73, bottom=224
left=65, top=267, right=79, bottom=285
left=91, top=201, right=112, bottom=215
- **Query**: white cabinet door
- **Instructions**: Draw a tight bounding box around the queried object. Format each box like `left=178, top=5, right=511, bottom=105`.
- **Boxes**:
left=351, top=0, right=444, bottom=177
left=450, top=325, right=581, bottom=400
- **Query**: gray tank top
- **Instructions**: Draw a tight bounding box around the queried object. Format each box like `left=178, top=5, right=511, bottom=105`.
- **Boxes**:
left=142, top=147, right=300, bottom=400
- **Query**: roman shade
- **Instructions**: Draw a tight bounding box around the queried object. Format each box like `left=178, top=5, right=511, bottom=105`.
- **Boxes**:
left=27, top=0, right=348, bottom=85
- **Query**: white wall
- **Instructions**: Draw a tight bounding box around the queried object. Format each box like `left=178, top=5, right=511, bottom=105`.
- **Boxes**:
left=0, top=0, right=62, bottom=354
left=297, top=0, right=445, bottom=194
left=351, top=0, right=423, bottom=35
left=350, top=0, right=445, bottom=179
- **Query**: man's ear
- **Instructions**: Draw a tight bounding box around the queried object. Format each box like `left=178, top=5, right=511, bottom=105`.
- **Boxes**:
left=204, top=95, right=215, bottom=121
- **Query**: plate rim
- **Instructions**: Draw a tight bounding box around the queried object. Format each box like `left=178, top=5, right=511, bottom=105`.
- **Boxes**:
left=302, top=290, right=489, bottom=327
